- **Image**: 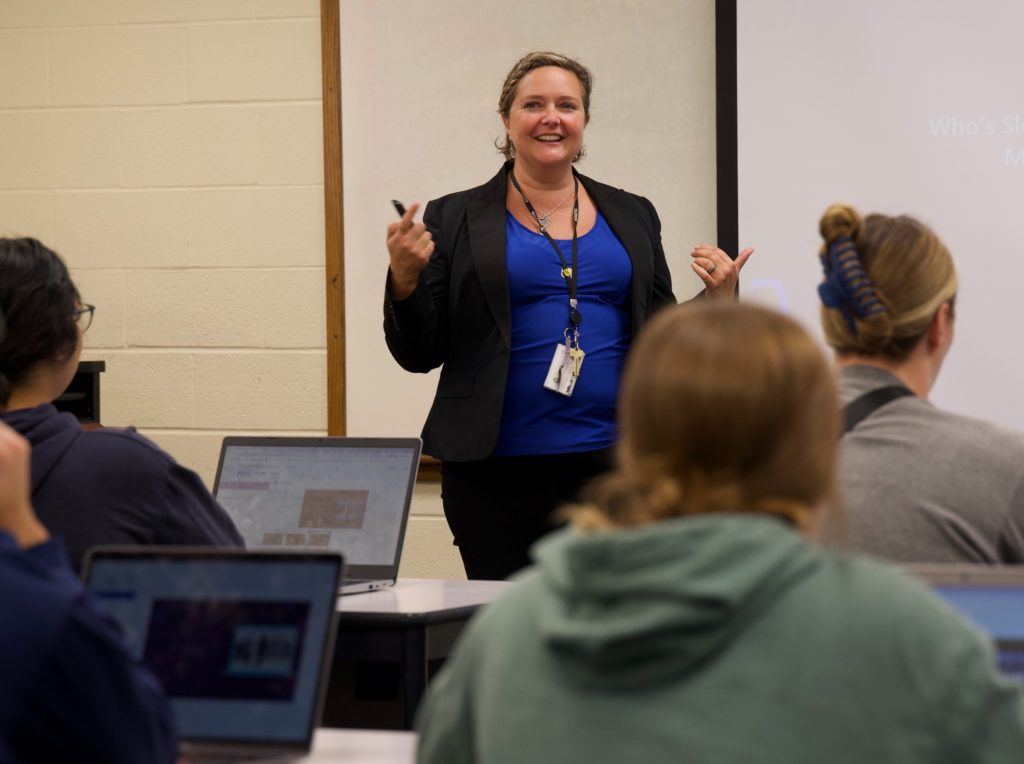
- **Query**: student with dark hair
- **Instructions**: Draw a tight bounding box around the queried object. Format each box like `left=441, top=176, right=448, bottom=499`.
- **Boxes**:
left=416, top=302, right=1024, bottom=764
left=0, top=418, right=177, bottom=764
left=0, top=238, right=242, bottom=571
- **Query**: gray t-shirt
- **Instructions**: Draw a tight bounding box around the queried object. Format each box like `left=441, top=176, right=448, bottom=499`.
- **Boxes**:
left=832, top=364, right=1024, bottom=563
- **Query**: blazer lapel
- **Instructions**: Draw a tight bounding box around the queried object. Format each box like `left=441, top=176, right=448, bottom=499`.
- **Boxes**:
left=467, top=165, right=513, bottom=347
left=580, top=174, right=653, bottom=332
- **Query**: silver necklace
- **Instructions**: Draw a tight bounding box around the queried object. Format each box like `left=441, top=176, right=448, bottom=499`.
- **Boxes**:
left=534, top=188, right=573, bottom=231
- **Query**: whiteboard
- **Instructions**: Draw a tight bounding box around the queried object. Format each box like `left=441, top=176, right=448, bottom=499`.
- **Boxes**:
left=339, top=0, right=717, bottom=436
left=737, top=0, right=1024, bottom=431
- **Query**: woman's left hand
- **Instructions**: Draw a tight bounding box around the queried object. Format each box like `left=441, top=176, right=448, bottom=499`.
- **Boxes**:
left=691, top=245, right=754, bottom=301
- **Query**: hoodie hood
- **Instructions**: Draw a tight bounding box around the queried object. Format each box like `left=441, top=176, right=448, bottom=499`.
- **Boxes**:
left=0, top=404, right=82, bottom=494
left=530, top=513, right=822, bottom=689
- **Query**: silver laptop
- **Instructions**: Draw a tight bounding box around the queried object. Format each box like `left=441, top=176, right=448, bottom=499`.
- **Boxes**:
left=82, top=547, right=343, bottom=762
left=213, top=436, right=421, bottom=594
left=904, top=564, right=1024, bottom=681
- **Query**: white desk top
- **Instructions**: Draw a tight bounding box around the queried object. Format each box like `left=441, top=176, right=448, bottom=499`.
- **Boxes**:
left=338, top=577, right=511, bottom=615
left=296, top=729, right=416, bottom=763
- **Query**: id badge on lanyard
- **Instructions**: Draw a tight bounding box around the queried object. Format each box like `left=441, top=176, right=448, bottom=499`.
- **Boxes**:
left=544, top=326, right=585, bottom=397
left=511, top=171, right=585, bottom=398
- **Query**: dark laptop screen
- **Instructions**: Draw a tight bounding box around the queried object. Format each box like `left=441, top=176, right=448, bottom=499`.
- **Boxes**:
left=85, top=551, right=341, bottom=744
left=214, top=440, right=418, bottom=567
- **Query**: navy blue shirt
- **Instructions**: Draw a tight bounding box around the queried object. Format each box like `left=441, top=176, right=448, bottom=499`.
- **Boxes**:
left=0, top=533, right=176, bottom=764
left=1, top=404, right=243, bottom=573
left=494, top=211, right=632, bottom=456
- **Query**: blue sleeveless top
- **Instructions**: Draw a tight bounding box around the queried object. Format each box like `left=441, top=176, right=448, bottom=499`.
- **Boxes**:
left=492, top=210, right=633, bottom=456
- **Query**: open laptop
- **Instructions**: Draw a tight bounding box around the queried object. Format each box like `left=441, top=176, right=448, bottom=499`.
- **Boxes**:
left=82, top=547, right=343, bottom=762
left=213, top=436, right=421, bottom=594
left=904, top=564, right=1024, bottom=681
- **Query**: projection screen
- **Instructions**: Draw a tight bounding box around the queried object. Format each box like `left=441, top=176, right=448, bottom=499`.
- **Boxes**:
left=736, top=1, right=1024, bottom=430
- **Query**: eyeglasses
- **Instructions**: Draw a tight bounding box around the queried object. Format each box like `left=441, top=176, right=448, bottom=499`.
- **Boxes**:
left=74, top=304, right=95, bottom=333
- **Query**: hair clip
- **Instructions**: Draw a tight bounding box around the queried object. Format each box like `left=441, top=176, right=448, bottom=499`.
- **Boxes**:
left=817, top=236, right=886, bottom=334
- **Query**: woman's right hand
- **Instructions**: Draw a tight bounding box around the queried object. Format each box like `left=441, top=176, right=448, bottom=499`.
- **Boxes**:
left=386, top=203, right=435, bottom=301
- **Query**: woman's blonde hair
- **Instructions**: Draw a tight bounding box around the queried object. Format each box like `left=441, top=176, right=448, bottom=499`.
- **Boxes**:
left=495, top=51, right=593, bottom=162
left=818, top=204, right=958, bottom=360
left=573, top=302, right=840, bottom=534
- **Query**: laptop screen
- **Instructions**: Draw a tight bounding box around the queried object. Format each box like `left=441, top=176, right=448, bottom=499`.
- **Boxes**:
left=84, top=550, right=342, bottom=745
left=932, top=585, right=1024, bottom=681
left=213, top=438, right=419, bottom=568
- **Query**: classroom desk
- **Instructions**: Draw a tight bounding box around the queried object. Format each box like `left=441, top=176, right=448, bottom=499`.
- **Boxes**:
left=323, top=578, right=510, bottom=730
left=295, top=729, right=416, bottom=763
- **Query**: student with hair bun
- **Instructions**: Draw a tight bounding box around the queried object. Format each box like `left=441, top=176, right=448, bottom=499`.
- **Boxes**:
left=817, top=203, right=1024, bottom=562
left=416, top=302, right=1024, bottom=764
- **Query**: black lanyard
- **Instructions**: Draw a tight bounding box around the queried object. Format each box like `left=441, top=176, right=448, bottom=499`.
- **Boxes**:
left=509, top=171, right=582, bottom=329
left=842, top=385, right=914, bottom=434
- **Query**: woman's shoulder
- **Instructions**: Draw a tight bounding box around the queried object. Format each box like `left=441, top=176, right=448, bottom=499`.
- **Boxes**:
left=813, top=551, right=986, bottom=643
left=871, top=397, right=1024, bottom=482
left=428, top=165, right=509, bottom=211
left=577, top=172, right=658, bottom=221
left=929, top=405, right=1024, bottom=454
left=577, top=172, right=638, bottom=198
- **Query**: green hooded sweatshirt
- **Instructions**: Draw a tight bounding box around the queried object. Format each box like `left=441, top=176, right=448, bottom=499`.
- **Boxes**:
left=416, top=514, right=1024, bottom=764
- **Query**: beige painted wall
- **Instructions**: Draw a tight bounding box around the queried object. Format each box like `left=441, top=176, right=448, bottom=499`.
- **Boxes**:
left=0, top=0, right=461, bottom=579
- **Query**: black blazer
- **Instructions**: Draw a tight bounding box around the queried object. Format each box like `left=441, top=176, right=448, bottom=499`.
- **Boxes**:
left=384, top=162, right=677, bottom=461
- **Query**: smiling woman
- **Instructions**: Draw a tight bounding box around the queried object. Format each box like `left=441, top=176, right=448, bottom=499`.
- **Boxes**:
left=381, top=50, right=753, bottom=580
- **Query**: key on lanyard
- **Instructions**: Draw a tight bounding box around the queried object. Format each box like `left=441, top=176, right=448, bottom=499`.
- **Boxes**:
left=566, top=328, right=584, bottom=377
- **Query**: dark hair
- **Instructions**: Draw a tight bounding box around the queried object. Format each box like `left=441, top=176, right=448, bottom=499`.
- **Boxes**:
left=0, top=238, right=80, bottom=406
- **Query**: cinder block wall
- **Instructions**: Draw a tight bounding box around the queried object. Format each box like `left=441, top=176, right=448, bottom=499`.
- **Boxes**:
left=0, top=0, right=462, bottom=579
